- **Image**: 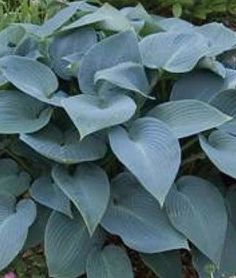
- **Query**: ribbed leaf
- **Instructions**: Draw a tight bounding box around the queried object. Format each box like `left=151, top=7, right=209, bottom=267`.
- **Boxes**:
left=94, top=62, right=151, bottom=98
left=0, top=198, right=36, bottom=270
left=52, top=163, right=110, bottom=235
left=62, top=94, right=136, bottom=138
left=141, top=251, right=182, bottom=278
left=170, top=70, right=224, bottom=102
left=148, top=100, right=231, bottom=138
left=45, top=211, right=102, bottom=278
left=79, top=31, right=141, bottom=94
left=63, top=3, right=131, bottom=32
left=0, top=56, right=58, bottom=98
left=0, top=90, right=52, bottom=134
left=86, top=245, right=133, bottom=278
left=139, top=32, right=208, bottom=73
left=31, top=176, right=72, bottom=217
left=0, top=158, right=30, bottom=196
left=101, top=172, right=188, bottom=253
left=20, top=124, right=107, bottom=164
left=49, top=27, right=97, bottom=80
left=165, top=176, right=228, bottom=265
left=199, top=130, right=236, bottom=179
left=109, top=117, right=181, bottom=205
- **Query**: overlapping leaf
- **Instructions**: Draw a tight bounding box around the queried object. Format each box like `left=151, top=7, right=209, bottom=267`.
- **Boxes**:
left=109, top=117, right=181, bottom=205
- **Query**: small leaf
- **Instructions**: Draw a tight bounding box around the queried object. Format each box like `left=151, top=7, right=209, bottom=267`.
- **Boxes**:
left=86, top=245, right=133, bottom=278
left=52, top=163, right=110, bottom=235
left=165, top=176, right=228, bottom=265
left=141, top=250, right=182, bottom=278
left=101, top=172, right=188, bottom=253
left=172, top=3, right=182, bottom=18
left=109, top=117, right=181, bottom=205
left=45, top=211, right=103, bottom=278
left=63, top=3, right=131, bottom=32
left=0, top=198, right=36, bottom=271
left=79, top=31, right=141, bottom=95
left=94, top=62, right=151, bottom=98
left=199, top=130, right=236, bottom=179
left=20, top=124, right=107, bottom=164
left=31, top=176, right=72, bottom=217
left=0, top=158, right=30, bottom=196
left=139, top=32, right=209, bottom=73
left=62, top=94, right=136, bottom=138
left=0, top=90, right=52, bottom=134
left=0, top=56, right=58, bottom=98
left=148, top=99, right=231, bottom=138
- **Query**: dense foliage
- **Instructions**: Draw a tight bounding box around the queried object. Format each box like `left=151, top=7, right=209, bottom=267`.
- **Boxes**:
left=1, top=1, right=236, bottom=277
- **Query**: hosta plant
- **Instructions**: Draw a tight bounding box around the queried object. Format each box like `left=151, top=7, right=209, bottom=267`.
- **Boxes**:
left=1, top=1, right=236, bottom=277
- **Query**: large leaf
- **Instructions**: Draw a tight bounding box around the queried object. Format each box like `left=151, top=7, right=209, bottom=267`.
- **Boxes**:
left=86, top=245, right=133, bottom=278
left=62, top=94, right=136, bottom=138
left=199, top=130, right=236, bottom=179
left=141, top=251, right=182, bottom=278
left=197, top=23, right=236, bottom=56
left=20, top=124, right=107, bottom=164
left=165, top=176, right=228, bottom=265
left=0, top=158, right=30, bottom=196
left=109, top=117, right=181, bottom=205
left=94, top=62, right=151, bottom=98
left=52, top=163, right=110, bottom=235
left=139, top=32, right=209, bottom=73
left=170, top=70, right=225, bottom=102
left=78, top=31, right=141, bottom=94
left=31, top=176, right=72, bottom=217
left=49, top=27, right=97, bottom=80
left=37, top=2, right=83, bottom=37
left=101, top=172, right=188, bottom=253
left=0, top=56, right=58, bottom=98
left=45, top=211, right=103, bottom=278
left=63, top=3, right=131, bottom=32
left=148, top=99, right=231, bottom=138
left=0, top=90, right=52, bottom=134
left=0, top=198, right=36, bottom=270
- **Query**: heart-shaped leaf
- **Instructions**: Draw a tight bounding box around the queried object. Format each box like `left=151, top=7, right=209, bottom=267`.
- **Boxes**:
left=20, top=124, right=107, bottom=164
left=199, top=130, right=236, bottom=179
left=0, top=197, right=36, bottom=271
left=148, top=99, right=231, bottom=138
left=52, top=163, right=110, bottom=235
left=165, top=176, right=228, bottom=265
left=0, top=90, right=52, bottom=134
left=101, top=172, right=188, bottom=253
left=79, top=31, right=141, bottom=94
left=31, top=176, right=72, bottom=217
left=62, top=94, right=136, bottom=138
left=0, top=56, right=58, bottom=98
left=109, top=117, right=181, bottom=205
left=0, top=158, right=30, bottom=196
left=86, top=245, right=133, bottom=278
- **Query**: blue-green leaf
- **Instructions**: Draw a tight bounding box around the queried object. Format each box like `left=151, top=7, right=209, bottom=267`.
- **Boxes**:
left=0, top=56, right=58, bottom=98
left=199, top=130, right=236, bottom=179
left=79, top=31, right=141, bottom=94
left=62, top=94, right=136, bottom=138
left=20, top=124, right=107, bottom=164
left=0, top=158, right=30, bottom=196
left=0, top=198, right=36, bottom=270
left=31, top=176, right=72, bottom=217
left=165, top=176, right=228, bottom=265
left=101, top=172, right=188, bottom=253
left=148, top=100, right=231, bottom=138
left=52, top=163, right=110, bottom=235
left=86, top=245, right=133, bottom=278
left=0, top=90, right=52, bottom=134
left=109, top=117, right=181, bottom=205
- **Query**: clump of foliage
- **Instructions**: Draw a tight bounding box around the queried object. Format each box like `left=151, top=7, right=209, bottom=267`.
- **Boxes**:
left=1, top=1, right=236, bottom=278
